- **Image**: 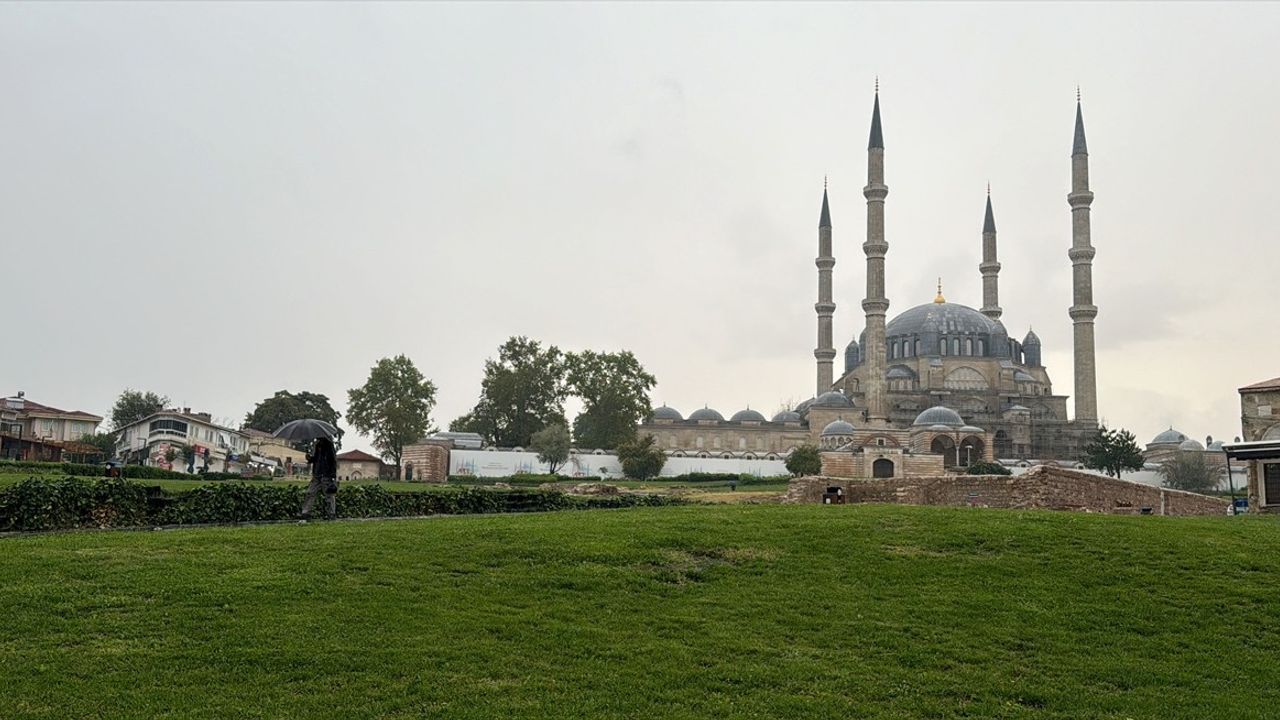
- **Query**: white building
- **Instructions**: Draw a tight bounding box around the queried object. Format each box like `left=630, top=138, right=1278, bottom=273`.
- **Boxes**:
left=114, top=408, right=251, bottom=474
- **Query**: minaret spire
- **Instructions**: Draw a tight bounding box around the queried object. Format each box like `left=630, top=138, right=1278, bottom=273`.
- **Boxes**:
left=1068, top=93, right=1099, bottom=424
left=814, top=182, right=836, bottom=395
left=979, top=189, right=1002, bottom=321
left=862, top=85, right=890, bottom=423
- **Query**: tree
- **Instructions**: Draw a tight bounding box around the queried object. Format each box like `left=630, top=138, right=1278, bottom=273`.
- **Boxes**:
left=531, top=423, right=571, bottom=474
left=565, top=350, right=656, bottom=450
left=785, top=444, right=822, bottom=476
left=244, top=390, right=343, bottom=449
left=616, top=434, right=666, bottom=480
left=78, top=431, right=117, bottom=456
left=966, top=461, right=1012, bottom=476
left=111, top=389, right=169, bottom=430
left=347, top=355, right=437, bottom=476
left=1080, top=426, right=1145, bottom=479
left=1158, top=451, right=1220, bottom=494
left=451, top=337, right=568, bottom=448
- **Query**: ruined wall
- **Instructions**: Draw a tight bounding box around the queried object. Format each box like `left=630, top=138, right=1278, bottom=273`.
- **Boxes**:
left=786, top=465, right=1229, bottom=517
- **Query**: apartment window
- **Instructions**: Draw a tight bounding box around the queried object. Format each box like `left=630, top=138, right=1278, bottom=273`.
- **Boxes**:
left=149, top=419, right=189, bottom=435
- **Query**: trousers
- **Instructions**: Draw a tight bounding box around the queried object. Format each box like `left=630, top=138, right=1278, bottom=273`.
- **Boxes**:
left=301, top=476, right=337, bottom=518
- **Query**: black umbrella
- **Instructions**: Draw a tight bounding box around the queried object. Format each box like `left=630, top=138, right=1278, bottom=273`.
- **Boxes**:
left=272, top=419, right=338, bottom=443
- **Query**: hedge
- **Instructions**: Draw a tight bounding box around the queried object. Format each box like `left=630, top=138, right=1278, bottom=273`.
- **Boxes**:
left=0, top=476, right=683, bottom=532
left=0, top=460, right=259, bottom=482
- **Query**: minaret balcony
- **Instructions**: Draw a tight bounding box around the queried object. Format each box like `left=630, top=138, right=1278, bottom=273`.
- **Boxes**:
left=1067, top=191, right=1094, bottom=207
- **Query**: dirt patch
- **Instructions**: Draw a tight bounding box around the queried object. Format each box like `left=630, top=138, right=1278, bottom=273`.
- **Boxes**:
left=643, top=546, right=780, bottom=586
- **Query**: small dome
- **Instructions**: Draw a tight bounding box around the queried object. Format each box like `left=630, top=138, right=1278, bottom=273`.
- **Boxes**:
left=1178, top=438, right=1205, bottom=452
left=772, top=410, right=802, bottom=423
left=730, top=408, right=766, bottom=423
left=1006, top=404, right=1030, bottom=412
left=1207, top=440, right=1225, bottom=451
left=821, top=419, right=856, bottom=436
left=813, top=391, right=855, bottom=409
left=1014, top=371, right=1036, bottom=383
left=795, top=397, right=816, bottom=414
left=651, top=405, right=683, bottom=421
left=913, top=406, right=964, bottom=427
left=1151, top=428, right=1187, bottom=445
left=689, top=407, right=724, bottom=422
left=958, top=425, right=985, bottom=434
left=929, top=424, right=954, bottom=433
left=1023, top=329, right=1041, bottom=346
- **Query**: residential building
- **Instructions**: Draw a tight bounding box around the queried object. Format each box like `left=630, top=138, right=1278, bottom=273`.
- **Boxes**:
left=114, top=408, right=250, bottom=474
left=1, top=394, right=104, bottom=461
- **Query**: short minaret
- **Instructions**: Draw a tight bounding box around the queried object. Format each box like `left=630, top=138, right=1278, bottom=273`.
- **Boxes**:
left=979, top=186, right=1002, bottom=321
left=1068, top=92, right=1099, bottom=424
left=862, top=86, right=890, bottom=424
left=814, top=181, right=836, bottom=395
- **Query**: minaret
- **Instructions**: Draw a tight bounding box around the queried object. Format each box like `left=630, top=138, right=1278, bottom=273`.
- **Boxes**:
left=979, top=186, right=1002, bottom=321
left=1068, top=91, right=1099, bottom=424
left=862, top=85, right=890, bottom=423
left=814, top=180, right=836, bottom=395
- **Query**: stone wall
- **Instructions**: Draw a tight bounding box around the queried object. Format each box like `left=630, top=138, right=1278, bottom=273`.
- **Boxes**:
left=785, top=465, right=1229, bottom=517
left=400, top=440, right=450, bottom=483
left=820, top=450, right=943, bottom=478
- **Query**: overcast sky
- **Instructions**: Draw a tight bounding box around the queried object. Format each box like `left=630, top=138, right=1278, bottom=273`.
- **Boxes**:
left=3, top=2, right=1277, bottom=454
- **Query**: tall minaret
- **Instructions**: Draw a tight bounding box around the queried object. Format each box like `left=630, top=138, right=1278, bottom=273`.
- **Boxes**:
left=979, top=186, right=1002, bottom=321
left=1068, top=92, right=1099, bottom=424
left=862, top=85, right=890, bottom=423
left=814, top=180, right=836, bottom=395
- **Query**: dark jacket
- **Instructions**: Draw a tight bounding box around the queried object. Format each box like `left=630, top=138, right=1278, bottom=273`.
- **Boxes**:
left=308, top=440, right=337, bottom=479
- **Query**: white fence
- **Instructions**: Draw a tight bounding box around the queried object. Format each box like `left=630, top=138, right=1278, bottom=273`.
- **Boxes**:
left=449, top=449, right=788, bottom=479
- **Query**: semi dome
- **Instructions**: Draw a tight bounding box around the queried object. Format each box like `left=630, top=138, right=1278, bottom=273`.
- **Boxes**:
left=913, top=406, right=964, bottom=427
left=821, top=419, right=856, bottom=436
left=772, top=410, right=802, bottom=423
left=689, top=407, right=724, bottom=422
left=730, top=408, right=766, bottom=424
left=886, top=366, right=914, bottom=379
left=1013, top=371, right=1036, bottom=383
left=886, top=301, right=998, bottom=338
left=958, top=425, right=985, bottom=434
left=1151, top=428, right=1188, bottom=445
left=651, top=405, right=683, bottom=421
left=1207, top=440, right=1225, bottom=451
left=1178, top=438, right=1205, bottom=452
left=795, top=397, right=816, bottom=414
left=812, top=391, right=854, bottom=409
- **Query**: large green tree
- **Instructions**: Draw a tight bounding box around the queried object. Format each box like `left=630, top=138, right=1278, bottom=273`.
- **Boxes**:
left=347, top=355, right=437, bottom=475
left=565, top=350, right=656, bottom=450
left=450, top=337, right=568, bottom=448
left=111, top=389, right=169, bottom=430
left=785, top=445, right=822, bottom=477
left=1080, top=426, right=1145, bottom=479
left=243, top=390, right=343, bottom=449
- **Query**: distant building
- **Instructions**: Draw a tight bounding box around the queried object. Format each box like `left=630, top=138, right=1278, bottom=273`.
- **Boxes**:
left=1237, top=377, right=1280, bottom=511
left=114, top=408, right=250, bottom=473
left=244, top=428, right=308, bottom=474
left=336, top=449, right=391, bottom=481
left=1, top=394, right=104, bottom=461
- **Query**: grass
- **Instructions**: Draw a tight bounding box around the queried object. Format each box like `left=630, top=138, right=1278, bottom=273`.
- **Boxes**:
left=3, top=504, right=1279, bottom=719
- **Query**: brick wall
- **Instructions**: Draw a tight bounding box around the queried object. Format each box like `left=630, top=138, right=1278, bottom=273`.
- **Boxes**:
left=785, top=465, right=1229, bottom=517
left=400, top=441, right=450, bottom=483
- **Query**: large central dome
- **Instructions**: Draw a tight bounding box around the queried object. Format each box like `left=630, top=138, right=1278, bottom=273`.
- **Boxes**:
left=886, top=302, right=997, bottom=337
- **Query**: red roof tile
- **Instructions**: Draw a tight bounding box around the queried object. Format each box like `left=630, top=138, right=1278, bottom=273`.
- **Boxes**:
left=336, top=449, right=383, bottom=463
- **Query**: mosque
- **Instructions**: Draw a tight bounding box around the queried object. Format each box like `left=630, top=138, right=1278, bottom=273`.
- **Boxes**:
left=640, top=89, right=1102, bottom=473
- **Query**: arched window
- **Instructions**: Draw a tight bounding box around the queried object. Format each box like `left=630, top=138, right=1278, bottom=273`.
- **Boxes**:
left=890, top=343, right=897, bottom=359
left=713, top=437, right=722, bottom=449
left=977, top=339, right=985, bottom=356
left=695, top=437, right=704, bottom=449
left=914, top=339, right=922, bottom=356
left=738, top=437, right=746, bottom=449
left=965, top=338, right=973, bottom=356
left=952, top=338, right=961, bottom=355
left=940, top=339, right=947, bottom=356
left=872, top=458, right=895, bottom=478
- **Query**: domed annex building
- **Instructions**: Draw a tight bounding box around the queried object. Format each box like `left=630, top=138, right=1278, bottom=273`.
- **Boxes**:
left=640, top=88, right=1103, bottom=475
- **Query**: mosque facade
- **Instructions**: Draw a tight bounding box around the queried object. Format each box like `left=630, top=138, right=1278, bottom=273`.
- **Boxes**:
left=640, top=89, right=1102, bottom=471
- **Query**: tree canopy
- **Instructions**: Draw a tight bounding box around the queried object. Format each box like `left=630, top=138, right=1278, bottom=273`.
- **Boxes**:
left=530, top=423, right=571, bottom=474
left=1080, top=426, right=1145, bottom=479
left=450, top=337, right=568, bottom=448
left=244, top=390, right=343, bottom=449
left=111, top=389, right=169, bottom=430
left=566, top=350, right=656, bottom=451
left=1158, top=451, right=1220, bottom=494
left=785, top=445, right=822, bottom=477
left=616, top=434, right=666, bottom=480
left=347, top=355, right=437, bottom=473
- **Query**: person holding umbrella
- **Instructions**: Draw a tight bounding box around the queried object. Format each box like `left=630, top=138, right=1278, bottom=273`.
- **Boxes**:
left=301, top=436, right=338, bottom=520
left=273, top=419, right=341, bottom=521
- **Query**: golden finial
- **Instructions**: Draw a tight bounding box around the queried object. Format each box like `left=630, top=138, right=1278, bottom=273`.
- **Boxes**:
left=934, top=277, right=946, bottom=304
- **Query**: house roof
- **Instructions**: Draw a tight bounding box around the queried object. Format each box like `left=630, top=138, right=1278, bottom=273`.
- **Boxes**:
left=337, top=449, right=383, bottom=463
left=3, top=397, right=103, bottom=422
left=122, top=409, right=246, bottom=436
left=1240, top=377, right=1280, bottom=393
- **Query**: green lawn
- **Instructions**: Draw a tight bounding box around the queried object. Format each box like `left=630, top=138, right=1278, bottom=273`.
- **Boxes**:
left=3, top=505, right=1279, bottom=719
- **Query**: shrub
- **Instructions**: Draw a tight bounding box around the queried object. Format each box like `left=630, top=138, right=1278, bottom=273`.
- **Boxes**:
left=0, top=477, right=685, bottom=532
left=616, top=435, right=665, bottom=480
left=785, top=445, right=822, bottom=476
left=965, top=461, right=1012, bottom=476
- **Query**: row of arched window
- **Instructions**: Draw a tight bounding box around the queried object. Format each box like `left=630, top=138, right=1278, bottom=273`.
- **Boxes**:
left=887, top=336, right=988, bottom=360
